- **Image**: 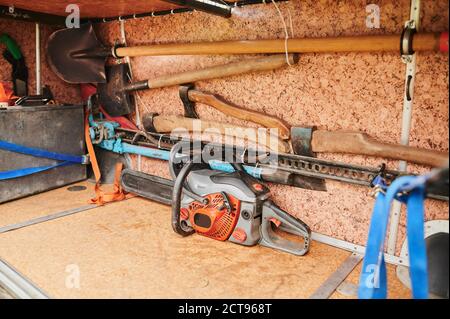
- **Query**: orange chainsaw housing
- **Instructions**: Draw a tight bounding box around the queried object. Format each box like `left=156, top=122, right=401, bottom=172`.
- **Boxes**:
left=185, top=193, right=241, bottom=241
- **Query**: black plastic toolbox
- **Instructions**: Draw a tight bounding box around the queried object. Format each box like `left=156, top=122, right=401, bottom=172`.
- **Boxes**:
left=0, top=105, right=86, bottom=203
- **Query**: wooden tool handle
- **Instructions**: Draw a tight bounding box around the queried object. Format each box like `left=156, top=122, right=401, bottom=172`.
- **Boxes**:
left=153, top=115, right=290, bottom=153
left=116, top=33, right=445, bottom=57
left=187, top=90, right=291, bottom=140
left=311, top=130, right=449, bottom=167
left=146, top=54, right=298, bottom=89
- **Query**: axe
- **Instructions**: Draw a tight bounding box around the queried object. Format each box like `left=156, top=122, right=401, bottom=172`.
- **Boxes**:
left=178, top=86, right=449, bottom=167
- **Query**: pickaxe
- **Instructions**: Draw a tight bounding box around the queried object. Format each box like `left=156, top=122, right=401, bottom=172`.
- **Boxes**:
left=145, top=85, right=449, bottom=168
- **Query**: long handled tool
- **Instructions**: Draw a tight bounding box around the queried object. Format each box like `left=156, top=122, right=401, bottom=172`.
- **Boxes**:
left=97, top=54, right=298, bottom=115
left=175, top=86, right=449, bottom=167
left=306, top=130, right=449, bottom=168
left=142, top=113, right=290, bottom=153
left=89, top=116, right=449, bottom=199
left=47, top=23, right=448, bottom=83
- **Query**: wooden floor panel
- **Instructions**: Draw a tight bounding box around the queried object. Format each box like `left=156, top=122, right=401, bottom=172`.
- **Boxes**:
left=0, top=183, right=411, bottom=299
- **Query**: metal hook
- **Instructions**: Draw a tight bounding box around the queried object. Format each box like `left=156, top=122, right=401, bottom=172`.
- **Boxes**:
left=158, top=135, right=163, bottom=149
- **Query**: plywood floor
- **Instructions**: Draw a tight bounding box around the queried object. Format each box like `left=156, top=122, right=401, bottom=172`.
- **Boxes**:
left=0, top=181, right=411, bottom=299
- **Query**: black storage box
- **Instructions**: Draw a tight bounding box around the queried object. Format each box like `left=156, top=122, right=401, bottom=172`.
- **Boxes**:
left=0, top=105, right=86, bottom=203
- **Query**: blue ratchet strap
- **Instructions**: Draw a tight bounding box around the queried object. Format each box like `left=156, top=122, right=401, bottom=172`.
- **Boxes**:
left=406, top=183, right=428, bottom=298
left=358, top=176, right=389, bottom=299
left=359, top=175, right=428, bottom=299
left=0, top=140, right=85, bottom=180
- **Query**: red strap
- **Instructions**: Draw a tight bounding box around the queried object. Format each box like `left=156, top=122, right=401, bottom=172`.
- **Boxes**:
left=80, top=83, right=138, bottom=130
left=99, top=105, right=138, bottom=130
left=439, top=32, right=449, bottom=53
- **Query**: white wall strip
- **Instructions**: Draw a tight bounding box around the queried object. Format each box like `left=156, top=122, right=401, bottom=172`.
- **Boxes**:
left=35, top=23, right=41, bottom=95
left=312, top=232, right=409, bottom=267
left=387, top=0, right=421, bottom=255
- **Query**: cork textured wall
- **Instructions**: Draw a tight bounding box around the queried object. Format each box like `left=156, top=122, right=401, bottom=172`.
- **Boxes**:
left=95, top=0, right=449, bottom=254
left=1, top=0, right=448, bottom=255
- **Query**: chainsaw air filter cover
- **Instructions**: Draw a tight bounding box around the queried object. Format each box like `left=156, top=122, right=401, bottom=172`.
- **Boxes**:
left=186, top=192, right=241, bottom=241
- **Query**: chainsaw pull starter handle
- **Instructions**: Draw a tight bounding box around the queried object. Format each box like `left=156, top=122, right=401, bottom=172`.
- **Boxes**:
left=259, top=201, right=311, bottom=256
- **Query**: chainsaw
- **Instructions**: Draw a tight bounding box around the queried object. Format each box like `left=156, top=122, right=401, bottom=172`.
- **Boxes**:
left=121, top=141, right=311, bottom=256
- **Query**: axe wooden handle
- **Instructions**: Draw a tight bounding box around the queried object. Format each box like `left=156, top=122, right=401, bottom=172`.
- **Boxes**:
left=152, top=115, right=290, bottom=153
left=187, top=90, right=291, bottom=140
left=146, top=54, right=299, bottom=89
left=311, top=130, right=449, bottom=167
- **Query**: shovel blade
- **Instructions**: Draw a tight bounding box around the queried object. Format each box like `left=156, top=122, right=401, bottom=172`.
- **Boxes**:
left=97, top=64, right=134, bottom=116
left=46, top=23, right=108, bottom=83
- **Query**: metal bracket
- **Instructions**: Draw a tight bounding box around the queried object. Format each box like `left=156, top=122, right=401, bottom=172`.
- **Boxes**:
left=81, top=154, right=91, bottom=165
left=179, top=84, right=199, bottom=119
left=309, top=252, right=363, bottom=299
left=401, top=20, right=417, bottom=64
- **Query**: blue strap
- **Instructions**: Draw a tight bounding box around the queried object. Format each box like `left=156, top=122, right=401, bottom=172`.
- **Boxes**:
left=359, top=175, right=428, bottom=299
left=0, top=140, right=84, bottom=163
left=0, top=140, right=84, bottom=180
left=0, top=161, right=73, bottom=180
left=406, top=184, right=428, bottom=299
left=358, top=190, right=389, bottom=298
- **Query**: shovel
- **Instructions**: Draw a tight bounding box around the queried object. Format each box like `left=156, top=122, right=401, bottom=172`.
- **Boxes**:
left=47, top=23, right=448, bottom=83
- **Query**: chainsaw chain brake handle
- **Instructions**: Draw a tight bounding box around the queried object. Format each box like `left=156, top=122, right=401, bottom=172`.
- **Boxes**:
left=260, top=201, right=311, bottom=256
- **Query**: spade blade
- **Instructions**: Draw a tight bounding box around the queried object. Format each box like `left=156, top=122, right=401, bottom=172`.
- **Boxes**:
left=46, top=23, right=109, bottom=83
left=97, top=64, right=135, bottom=116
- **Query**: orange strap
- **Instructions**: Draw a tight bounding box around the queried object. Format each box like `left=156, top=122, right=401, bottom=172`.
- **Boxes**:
left=85, top=111, right=133, bottom=205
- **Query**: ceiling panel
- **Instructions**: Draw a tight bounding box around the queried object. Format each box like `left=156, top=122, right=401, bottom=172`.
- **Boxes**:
left=0, top=0, right=180, bottom=18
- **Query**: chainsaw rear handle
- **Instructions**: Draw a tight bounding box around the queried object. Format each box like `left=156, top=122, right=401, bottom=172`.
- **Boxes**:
left=260, top=201, right=311, bottom=256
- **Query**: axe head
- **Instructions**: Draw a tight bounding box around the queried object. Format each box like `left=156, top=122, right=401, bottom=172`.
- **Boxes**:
left=97, top=63, right=134, bottom=116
